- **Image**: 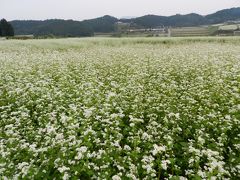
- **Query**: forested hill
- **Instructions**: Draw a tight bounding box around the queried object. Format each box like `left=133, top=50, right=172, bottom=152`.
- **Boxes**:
left=11, top=16, right=118, bottom=36
left=10, top=7, right=240, bottom=36
left=11, top=19, right=94, bottom=37
left=129, top=7, right=240, bottom=28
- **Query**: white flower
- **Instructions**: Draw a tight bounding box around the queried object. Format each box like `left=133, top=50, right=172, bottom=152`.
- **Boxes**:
left=210, top=176, right=217, bottom=180
left=29, top=144, right=37, bottom=151
left=56, top=133, right=64, bottom=140
left=124, top=145, right=131, bottom=151
left=225, top=115, right=231, bottom=120
left=126, top=173, right=137, bottom=180
left=112, top=175, right=121, bottom=180
left=161, top=160, right=170, bottom=170
left=46, top=123, right=56, bottom=134
left=63, top=173, right=70, bottom=180
left=60, top=113, right=68, bottom=124
left=130, top=116, right=144, bottom=123
left=152, top=144, right=166, bottom=155
left=197, top=170, right=206, bottom=178
left=107, top=92, right=116, bottom=98
left=75, top=146, right=88, bottom=160
left=142, top=132, right=151, bottom=140
left=130, top=123, right=135, bottom=127
left=77, top=146, right=88, bottom=153
left=179, top=176, right=187, bottom=180
left=198, top=136, right=205, bottom=145
left=17, top=162, right=29, bottom=170
left=83, top=108, right=93, bottom=118
left=188, top=158, right=194, bottom=165
left=237, top=104, right=240, bottom=110
left=58, top=166, right=70, bottom=173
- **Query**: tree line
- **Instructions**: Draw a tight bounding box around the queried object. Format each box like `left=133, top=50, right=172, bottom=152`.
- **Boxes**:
left=11, top=16, right=118, bottom=37
left=0, top=19, right=14, bottom=37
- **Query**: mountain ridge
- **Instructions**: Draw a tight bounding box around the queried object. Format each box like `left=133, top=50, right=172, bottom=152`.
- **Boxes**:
left=9, top=7, right=240, bottom=36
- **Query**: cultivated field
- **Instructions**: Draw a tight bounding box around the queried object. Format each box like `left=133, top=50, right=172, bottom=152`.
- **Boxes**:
left=0, top=37, right=240, bottom=179
left=170, top=27, right=210, bottom=37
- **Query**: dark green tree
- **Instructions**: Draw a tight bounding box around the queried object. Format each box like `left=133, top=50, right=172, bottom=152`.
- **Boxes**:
left=7, top=23, right=14, bottom=36
left=0, top=19, right=9, bottom=36
left=0, top=19, right=14, bottom=36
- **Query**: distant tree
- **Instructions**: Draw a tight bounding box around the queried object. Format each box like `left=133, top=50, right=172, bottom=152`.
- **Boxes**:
left=0, top=19, right=9, bottom=36
left=34, top=20, right=94, bottom=37
left=0, top=19, right=14, bottom=36
left=7, top=23, right=14, bottom=36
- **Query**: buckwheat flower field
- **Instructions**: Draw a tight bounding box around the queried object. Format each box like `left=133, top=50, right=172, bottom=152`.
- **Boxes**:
left=0, top=37, right=240, bottom=179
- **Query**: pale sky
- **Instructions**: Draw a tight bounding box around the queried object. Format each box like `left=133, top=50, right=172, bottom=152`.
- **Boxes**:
left=1, top=0, right=240, bottom=21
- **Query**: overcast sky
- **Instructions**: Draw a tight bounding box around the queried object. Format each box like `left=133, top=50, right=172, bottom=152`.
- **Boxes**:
left=1, top=0, right=240, bottom=21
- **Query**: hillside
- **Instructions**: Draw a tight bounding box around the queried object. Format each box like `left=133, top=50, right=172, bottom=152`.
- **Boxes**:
left=9, top=7, right=240, bottom=36
left=131, top=7, right=240, bottom=28
left=82, top=15, right=118, bottom=33
left=11, top=19, right=94, bottom=37
left=132, top=13, right=206, bottom=28
left=206, top=7, right=240, bottom=24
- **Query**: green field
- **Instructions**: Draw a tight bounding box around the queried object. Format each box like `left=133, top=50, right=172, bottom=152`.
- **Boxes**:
left=170, top=27, right=210, bottom=37
left=0, top=37, right=240, bottom=179
left=218, top=24, right=239, bottom=31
